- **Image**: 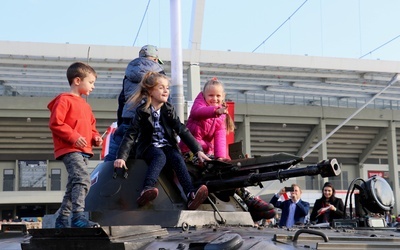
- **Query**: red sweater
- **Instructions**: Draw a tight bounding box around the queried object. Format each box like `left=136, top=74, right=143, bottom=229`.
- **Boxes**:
left=48, top=93, right=100, bottom=159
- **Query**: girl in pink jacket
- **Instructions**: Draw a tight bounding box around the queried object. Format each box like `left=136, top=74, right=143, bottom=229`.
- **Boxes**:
left=179, top=77, right=234, bottom=165
left=180, top=78, right=276, bottom=224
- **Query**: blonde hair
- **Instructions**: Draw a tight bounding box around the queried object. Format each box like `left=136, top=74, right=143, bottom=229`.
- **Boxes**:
left=203, top=77, right=235, bottom=133
left=128, top=71, right=169, bottom=110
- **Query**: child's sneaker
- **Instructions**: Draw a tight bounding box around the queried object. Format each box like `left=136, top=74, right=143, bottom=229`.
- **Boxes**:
left=245, top=196, right=276, bottom=221
left=187, top=185, right=208, bottom=210
left=71, top=212, right=100, bottom=228
left=137, top=187, right=158, bottom=206
left=55, top=215, right=69, bottom=228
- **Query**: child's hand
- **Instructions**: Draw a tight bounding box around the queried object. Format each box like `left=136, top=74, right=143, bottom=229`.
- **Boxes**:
left=75, top=137, right=88, bottom=148
left=215, top=106, right=228, bottom=115
left=114, top=159, right=126, bottom=169
left=196, top=151, right=211, bottom=164
left=94, top=136, right=103, bottom=147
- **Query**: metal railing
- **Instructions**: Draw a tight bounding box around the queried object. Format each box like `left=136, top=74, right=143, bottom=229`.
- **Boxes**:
left=226, top=92, right=400, bottom=110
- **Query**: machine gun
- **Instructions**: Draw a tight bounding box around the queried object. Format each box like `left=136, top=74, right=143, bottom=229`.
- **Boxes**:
left=193, top=155, right=340, bottom=193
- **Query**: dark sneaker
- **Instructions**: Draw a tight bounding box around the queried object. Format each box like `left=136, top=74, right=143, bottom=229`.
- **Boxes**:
left=187, top=185, right=208, bottom=210
left=137, top=187, right=158, bottom=206
left=71, top=213, right=100, bottom=228
left=55, top=215, right=69, bottom=228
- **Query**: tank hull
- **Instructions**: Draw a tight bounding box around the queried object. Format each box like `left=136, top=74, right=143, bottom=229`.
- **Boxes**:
left=18, top=225, right=400, bottom=250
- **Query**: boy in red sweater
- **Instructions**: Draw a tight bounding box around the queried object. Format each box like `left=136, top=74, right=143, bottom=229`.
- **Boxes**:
left=48, top=62, right=103, bottom=228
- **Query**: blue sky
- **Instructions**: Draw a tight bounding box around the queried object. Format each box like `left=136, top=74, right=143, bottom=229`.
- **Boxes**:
left=1, top=0, right=400, bottom=61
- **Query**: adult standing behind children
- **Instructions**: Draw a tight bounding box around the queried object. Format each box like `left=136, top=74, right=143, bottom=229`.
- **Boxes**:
left=48, top=62, right=103, bottom=228
left=114, top=72, right=211, bottom=210
left=310, top=182, right=344, bottom=224
left=270, top=184, right=310, bottom=228
left=104, top=45, right=165, bottom=162
left=179, top=77, right=276, bottom=222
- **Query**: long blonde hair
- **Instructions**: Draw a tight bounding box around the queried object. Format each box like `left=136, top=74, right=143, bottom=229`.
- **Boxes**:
left=128, top=71, right=169, bottom=110
left=203, top=77, right=235, bottom=133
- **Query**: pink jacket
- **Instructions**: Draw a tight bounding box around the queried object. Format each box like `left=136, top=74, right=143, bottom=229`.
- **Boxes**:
left=179, top=92, right=228, bottom=158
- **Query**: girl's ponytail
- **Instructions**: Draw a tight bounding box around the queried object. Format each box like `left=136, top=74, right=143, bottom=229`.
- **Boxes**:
left=223, top=101, right=235, bottom=134
left=225, top=113, right=235, bottom=134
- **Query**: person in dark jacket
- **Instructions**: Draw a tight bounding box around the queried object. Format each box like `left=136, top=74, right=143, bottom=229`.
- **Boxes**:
left=310, top=182, right=344, bottom=224
left=270, top=184, right=310, bottom=228
left=114, top=71, right=210, bottom=210
left=104, top=45, right=165, bottom=162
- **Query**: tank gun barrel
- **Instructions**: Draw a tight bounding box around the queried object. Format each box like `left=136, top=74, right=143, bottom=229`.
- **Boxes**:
left=198, top=159, right=341, bottom=192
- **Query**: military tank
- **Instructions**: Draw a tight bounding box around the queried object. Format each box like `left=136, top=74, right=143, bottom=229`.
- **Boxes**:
left=18, top=151, right=400, bottom=250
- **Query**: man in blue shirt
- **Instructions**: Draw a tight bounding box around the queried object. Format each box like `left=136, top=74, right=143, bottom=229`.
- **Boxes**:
left=270, top=184, right=310, bottom=228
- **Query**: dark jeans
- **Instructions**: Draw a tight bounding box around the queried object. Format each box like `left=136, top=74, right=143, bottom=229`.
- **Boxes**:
left=59, top=152, right=90, bottom=216
left=142, top=145, right=195, bottom=195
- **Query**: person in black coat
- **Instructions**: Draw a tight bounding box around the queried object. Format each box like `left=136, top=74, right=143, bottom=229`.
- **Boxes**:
left=114, top=71, right=211, bottom=210
left=104, top=45, right=165, bottom=162
left=310, top=182, right=345, bottom=224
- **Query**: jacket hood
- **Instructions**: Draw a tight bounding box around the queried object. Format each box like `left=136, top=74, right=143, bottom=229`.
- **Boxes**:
left=47, top=93, right=78, bottom=110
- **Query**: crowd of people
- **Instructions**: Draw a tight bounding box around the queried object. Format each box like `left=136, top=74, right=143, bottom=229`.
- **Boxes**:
left=47, top=44, right=394, bottom=229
